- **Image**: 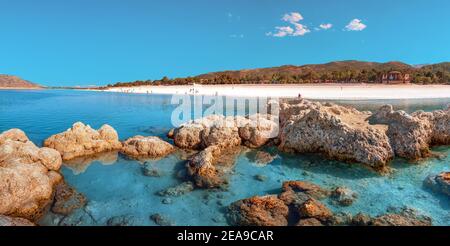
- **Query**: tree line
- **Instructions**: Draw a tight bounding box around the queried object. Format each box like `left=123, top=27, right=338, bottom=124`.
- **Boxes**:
left=102, top=64, right=450, bottom=88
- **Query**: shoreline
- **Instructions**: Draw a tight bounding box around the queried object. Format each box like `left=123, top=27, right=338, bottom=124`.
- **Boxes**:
left=101, top=84, right=450, bottom=100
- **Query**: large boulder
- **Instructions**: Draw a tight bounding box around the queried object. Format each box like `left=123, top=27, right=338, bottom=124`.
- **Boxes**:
left=369, top=105, right=450, bottom=160
left=0, top=129, right=62, bottom=221
left=227, top=195, right=289, bottom=226
left=238, top=114, right=279, bottom=148
left=43, top=122, right=122, bottom=161
left=121, top=136, right=174, bottom=159
left=278, top=100, right=393, bottom=169
left=0, top=215, right=35, bottom=226
left=172, top=114, right=278, bottom=150
left=173, top=115, right=239, bottom=150
left=369, top=105, right=433, bottom=159
left=424, top=172, right=450, bottom=197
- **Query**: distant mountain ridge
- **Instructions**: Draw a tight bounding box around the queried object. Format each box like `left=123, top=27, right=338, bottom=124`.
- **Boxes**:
left=196, top=60, right=414, bottom=79
left=106, top=60, right=450, bottom=87
left=0, top=75, right=41, bottom=88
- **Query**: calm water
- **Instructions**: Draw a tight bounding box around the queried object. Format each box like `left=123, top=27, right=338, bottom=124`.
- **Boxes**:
left=0, top=89, right=449, bottom=226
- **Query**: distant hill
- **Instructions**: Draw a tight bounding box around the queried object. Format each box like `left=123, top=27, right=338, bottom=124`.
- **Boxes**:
left=196, top=60, right=413, bottom=80
left=0, top=75, right=41, bottom=88
left=105, top=60, right=450, bottom=88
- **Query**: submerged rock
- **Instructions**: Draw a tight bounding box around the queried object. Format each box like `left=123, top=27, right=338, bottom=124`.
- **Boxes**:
left=372, top=211, right=432, bottom=226
left=142, top=163, right=163, bottom=177
left=121, top=136, right=174, bottom=159
left=107, top=215, right=136, bottom=226
left=51, top=182, right=87, bottom=215
left=150, top=213, right=174, bottom=226
left=424, top=172, right=450, bottom=197
left=43, top=122, right=122, bottom=161
left=278, top=100, right=393, bottom=169
left=254, top=174, right=268, bottom=182
left=0, top=129, right=62, bottom=221
left=227, top=195, right=289, bottom=226
left=161, top=198, right=173, bottom=205
left=157, top=181, right=194, bottom=197
left=0, top=215, right=35, bottom=226
left=331, top=187, right=358, bottom=206
left=350, top=208, right=432, bottom=226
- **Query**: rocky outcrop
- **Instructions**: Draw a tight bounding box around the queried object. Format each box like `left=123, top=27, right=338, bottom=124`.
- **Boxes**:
left=43, top=122, right=122, bottom=161
left=371, top=208, right=432, bottom=226
left=297, top=198, right=333, bottom=222
left=171, top=114, right=278, bottom=150
left=228, top=180, right=332, bottom=226
left=424, top=172, right=450, bottom=197
left=369, top=105, right=433, bottom=159
left=279, top=181, right=330, bottom=204
left=278, top=100, right=393, bottom=169
left=186, top=146, right=241, bottom=188
left=121, top=136, right=174, bottom=159
left=296, top=218, right=323, bottom=226
left=227, top=195, right=289, bottom=226
left=227, top=180, right=434, bottom=227
left=0, top=215, right=35, bottom=226
left=369, top=105, right=450, bottom=160
left=0, top=129, right=62, bottom=220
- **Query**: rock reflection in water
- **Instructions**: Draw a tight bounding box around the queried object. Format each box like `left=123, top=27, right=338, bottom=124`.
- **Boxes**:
left=63, top=151, right=119, bottom=175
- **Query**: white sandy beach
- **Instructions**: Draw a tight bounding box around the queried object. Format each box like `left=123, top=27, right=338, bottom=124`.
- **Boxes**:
left=104, top=84, right=450, bottom=100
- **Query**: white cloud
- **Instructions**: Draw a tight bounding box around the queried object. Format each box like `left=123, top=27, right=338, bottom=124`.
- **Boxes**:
left=282, top=12, right=303, bottom=23
left=268, top=12, right=310, bottom=37
left=292, top=23, right=310, bottom=36
left=319, top=23, right=333, bottom=30
left=267, top=26, right=294, bottom=37
left=345, top=19, right=367, bottom=31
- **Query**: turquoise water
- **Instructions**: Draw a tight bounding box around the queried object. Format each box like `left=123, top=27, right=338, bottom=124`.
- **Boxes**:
left=0, top=89, right=449, bottom=225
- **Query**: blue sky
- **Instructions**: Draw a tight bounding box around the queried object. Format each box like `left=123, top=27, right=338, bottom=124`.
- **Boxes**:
left=0, top=0, right=449, bottom=86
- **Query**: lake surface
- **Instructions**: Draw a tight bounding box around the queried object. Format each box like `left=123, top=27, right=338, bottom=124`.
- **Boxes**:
left=0, top=89, right=449, bottom=226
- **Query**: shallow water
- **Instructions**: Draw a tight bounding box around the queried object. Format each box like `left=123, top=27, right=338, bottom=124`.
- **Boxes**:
left=0, top=89, right=449, bottom=225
